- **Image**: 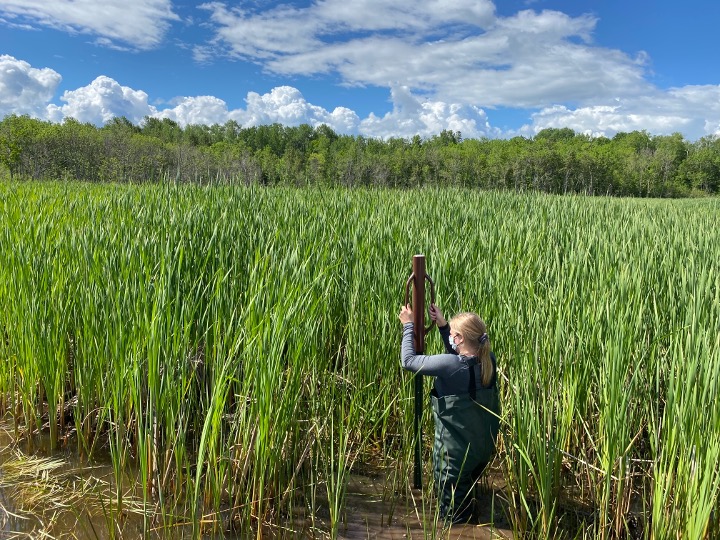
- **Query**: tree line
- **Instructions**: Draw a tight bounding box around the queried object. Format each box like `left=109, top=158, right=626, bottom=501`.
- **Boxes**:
left=1, top=114, right=719, bottom=196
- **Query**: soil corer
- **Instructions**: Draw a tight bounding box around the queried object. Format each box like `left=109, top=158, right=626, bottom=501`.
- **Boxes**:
left=404, top=254, right=435, bottom=489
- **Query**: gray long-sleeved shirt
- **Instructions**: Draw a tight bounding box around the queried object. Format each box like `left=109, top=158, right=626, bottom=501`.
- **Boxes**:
left=400, top=322, right=496, bottom=397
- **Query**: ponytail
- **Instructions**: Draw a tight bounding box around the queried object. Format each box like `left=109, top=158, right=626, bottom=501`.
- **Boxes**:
left=449, top=312, right=494, bottom=387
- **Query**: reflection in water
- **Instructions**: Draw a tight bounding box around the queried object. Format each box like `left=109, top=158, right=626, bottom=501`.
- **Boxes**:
left=1, top=422, right=511, bottom=539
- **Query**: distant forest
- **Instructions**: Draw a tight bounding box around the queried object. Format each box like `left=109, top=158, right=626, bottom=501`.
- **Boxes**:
left=1, top=114, right=719, bottom=197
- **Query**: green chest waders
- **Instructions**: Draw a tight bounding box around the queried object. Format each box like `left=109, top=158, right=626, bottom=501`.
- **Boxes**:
left=431, top=357, right=500, bottom=523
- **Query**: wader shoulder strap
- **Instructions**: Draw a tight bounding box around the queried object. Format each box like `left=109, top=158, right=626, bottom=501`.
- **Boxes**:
left=465, top=356, right=479, bottom=400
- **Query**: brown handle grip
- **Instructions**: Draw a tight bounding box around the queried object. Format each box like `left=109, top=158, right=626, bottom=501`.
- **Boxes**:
left=404, top=273, right=414, bottom=306
left=424, top=274, right=436, bottom=333
left=404, top=272, right=437, bottom=332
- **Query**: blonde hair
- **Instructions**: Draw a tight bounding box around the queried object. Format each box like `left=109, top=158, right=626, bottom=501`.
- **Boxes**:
left=449, top=312, right=494, bottom=387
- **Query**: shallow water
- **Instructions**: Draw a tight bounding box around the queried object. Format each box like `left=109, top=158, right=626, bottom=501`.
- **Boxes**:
left=0, top=421, right=512, bottom=539
left=335, top=474, right=512, bottom=540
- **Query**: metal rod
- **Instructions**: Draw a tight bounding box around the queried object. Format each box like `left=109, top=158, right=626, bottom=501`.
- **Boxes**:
left=404, top=255, right=435, bottom=489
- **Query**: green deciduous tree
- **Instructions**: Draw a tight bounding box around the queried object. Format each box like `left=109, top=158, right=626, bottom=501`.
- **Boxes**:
left=1, top=114, right=717, bottom=196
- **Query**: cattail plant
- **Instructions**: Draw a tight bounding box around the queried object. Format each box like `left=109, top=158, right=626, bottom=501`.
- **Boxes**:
left=0, top=181, right=718, bottom=539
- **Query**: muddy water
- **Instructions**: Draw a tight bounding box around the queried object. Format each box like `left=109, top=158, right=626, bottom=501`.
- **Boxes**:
left=0, top=421, right=512, bottom=539
left=336, top=474, right=512, bottom=540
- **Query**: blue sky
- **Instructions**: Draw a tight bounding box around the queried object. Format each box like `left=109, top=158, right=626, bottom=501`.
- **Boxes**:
left=1, top=0, right=719, bottom=140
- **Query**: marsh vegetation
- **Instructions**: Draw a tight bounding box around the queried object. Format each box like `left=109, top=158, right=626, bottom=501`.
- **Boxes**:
left=1, top=182, right=718, bottom=538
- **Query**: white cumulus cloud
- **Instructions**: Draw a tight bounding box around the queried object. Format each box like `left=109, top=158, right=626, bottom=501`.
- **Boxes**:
left=361, top=85, right=497, bottom=139
left=148, top=85, right=497, bottom=139
left=199, top=1, right=648, bottom=109
left=0, top=54, right=61, bottom=117
left=5, top=55, right=720, bottom=142
left=146, top=86, right=362, bottom=134
left=523, top=85, right=720, bottom=140
left=154, top=95, right=230, bottom=126
left=0, top=0, right=179, bottom=49
left=46, top=76, right=154, bottom=124
left=230, top=86, right=361, bottom=134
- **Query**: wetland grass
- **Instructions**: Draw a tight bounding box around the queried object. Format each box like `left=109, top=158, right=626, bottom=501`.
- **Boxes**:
left=0, top=181, right=718, bottom=539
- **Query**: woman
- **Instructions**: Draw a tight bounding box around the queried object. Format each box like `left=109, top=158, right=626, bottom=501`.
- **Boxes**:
left=399, top=303, right=500, bottom=524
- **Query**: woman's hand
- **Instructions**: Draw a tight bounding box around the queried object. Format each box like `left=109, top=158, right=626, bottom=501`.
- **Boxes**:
left=398, top=304, right=413, bottom=324
left=429, top=303, right=447, bottom=327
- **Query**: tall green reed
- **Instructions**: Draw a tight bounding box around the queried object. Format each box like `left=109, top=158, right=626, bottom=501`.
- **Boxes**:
left=1, top=181, right=718, bottom=539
